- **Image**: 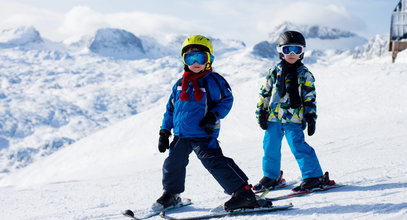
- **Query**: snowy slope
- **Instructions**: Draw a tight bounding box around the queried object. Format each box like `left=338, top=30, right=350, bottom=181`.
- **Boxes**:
left=1, top=23, right=407, bottom=219
left=1, top=38, right=407, bottom=220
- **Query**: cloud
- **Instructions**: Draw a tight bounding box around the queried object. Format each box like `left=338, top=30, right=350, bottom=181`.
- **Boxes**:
left=0, top=0, right=371, bottom=46
left=0, top=2, right=210, bottom=42
left=59, top=6, right=207, bottom=41
left=58, top=6, right=107, bottom=37
left=175, top=0, right=368, bottom=45
left=0, top=1, right=62, bottom=38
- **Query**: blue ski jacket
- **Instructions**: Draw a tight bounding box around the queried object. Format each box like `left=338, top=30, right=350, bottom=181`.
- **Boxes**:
left=161, top=72, right=233, bottom=138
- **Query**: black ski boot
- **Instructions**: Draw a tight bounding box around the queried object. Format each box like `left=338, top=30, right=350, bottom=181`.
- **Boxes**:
left=292, top=171, right=331, bottom=192
left=155, top=191, right=181, bottom=209
left=224, top=185, right=258, bottom=212
left=292, top=177, right=323, bottom=191
left=253, top=171, right=285, bottom=192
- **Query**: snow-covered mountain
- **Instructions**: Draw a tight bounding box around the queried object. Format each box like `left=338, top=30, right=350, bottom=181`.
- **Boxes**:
left=252, top=22, right=368, bottom=62
left=89, top=28, right=145, bottom=59
left=0, top=26, right=43, bottom=48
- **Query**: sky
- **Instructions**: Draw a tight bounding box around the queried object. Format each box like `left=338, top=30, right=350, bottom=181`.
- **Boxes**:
left=0, top=0, right=399, bottom=46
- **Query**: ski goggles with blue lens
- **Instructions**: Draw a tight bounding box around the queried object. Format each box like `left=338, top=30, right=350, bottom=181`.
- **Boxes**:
left=277, top=45, right=305, bottom=55
left=183, top=51, right=213, bottom=65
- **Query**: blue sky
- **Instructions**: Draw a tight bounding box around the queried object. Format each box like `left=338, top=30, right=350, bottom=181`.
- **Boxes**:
left=0, top=0, right=399, bottom=46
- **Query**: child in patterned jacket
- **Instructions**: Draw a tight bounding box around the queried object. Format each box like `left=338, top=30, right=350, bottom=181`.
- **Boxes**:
left=254, top=31, right=327, bottom=192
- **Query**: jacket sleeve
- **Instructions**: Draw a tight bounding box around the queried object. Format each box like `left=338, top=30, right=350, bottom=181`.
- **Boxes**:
left=160, top=82, right=177, bottom=130
left=256, top=68, right=275, bottom=116
left=209, top=76, right=233, bottom=120
left=301, top=70, right=317, bottom=119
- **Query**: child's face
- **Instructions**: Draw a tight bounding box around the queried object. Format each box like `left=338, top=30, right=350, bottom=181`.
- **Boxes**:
left=186, top=48, right=207, bottom=73
left=283, top=53, right=300, bottom=64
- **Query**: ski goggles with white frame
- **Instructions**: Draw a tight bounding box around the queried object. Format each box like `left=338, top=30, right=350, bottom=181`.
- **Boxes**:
left=277, top=45, right=305, bottom=55
left=182, top=51, right=213, bottom=65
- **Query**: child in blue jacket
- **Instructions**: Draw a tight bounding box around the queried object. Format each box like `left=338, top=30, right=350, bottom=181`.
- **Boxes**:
left=154, top=35, right=257, bottom=212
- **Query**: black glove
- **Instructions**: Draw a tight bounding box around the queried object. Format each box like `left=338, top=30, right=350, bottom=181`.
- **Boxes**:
left=258, top=109, right=269, bottom=130
left=158, top=129, right=171, bottom=153
left=304, top=113, right=316, bottom=136
left=199, top=112, right=217, bottom=134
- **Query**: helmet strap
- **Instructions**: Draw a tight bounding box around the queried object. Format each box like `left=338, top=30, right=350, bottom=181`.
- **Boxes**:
left=205, top=62, right=212, bottom=71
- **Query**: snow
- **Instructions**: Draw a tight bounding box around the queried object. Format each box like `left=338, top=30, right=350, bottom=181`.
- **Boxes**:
left=0, top=26, right=43, bottom=48
left=1, top=24, right=407, bottom=219
left=89, top=28, right=145, bottom=60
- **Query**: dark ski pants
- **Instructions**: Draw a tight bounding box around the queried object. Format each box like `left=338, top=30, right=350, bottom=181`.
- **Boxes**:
left=162, top=136, right=248, bottom=195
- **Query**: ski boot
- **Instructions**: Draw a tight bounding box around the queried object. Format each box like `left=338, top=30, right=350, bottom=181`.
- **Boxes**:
left=253, top=171, right=286, bottom=192
left=224, top=185, right=258, bottom=212
left=292, top=172, right=331, bottom=192
left=152, top=191, right=181, bottom=211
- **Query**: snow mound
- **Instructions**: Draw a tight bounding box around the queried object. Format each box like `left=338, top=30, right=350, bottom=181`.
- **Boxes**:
left=0, top=26, right=43, bottom=48
left=353, top=34, right=391, bottom=59
left=89, top=28, right=145, bottom=59
left=394, top=48, right=407, bottom=63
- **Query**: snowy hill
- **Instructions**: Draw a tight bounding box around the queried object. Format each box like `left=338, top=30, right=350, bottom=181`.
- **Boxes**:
left=0, top=26, right=43, bottom=48
left=89, top=28, right=145, bottom=59
left=1, top=23, right=407, bottom=219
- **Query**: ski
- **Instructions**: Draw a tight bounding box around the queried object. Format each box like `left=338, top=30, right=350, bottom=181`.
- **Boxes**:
left=160, top=203, right=294, bottom=220
left=253, top=171, right=296, bottom=199
left=254, top=181, right=296, bottom=193
left=254, top=182, right=297, bottom=199
left=265, top=171, right=344, bottom=201
left=266, top=184, right=344, bottom=201
left=123, top=198, right=192, bottom=220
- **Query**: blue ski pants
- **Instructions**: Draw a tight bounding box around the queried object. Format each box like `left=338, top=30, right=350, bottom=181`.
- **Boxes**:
left=262, top=122, right=323, bottom=180
left=162, top=136, right=248, bottom=195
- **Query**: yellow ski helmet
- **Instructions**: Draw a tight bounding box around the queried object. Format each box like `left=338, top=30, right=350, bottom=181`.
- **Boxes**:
left=181, top=35, right=214, bottom=56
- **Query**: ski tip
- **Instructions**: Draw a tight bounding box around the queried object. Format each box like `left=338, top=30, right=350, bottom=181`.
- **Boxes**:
left=122, top=209, right=134, bottom=217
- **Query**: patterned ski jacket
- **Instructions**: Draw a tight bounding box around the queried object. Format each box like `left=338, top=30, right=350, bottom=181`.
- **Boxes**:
left=161, top=72, right=233, bottom=138
left=256, top=62, right=317, bottom=124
